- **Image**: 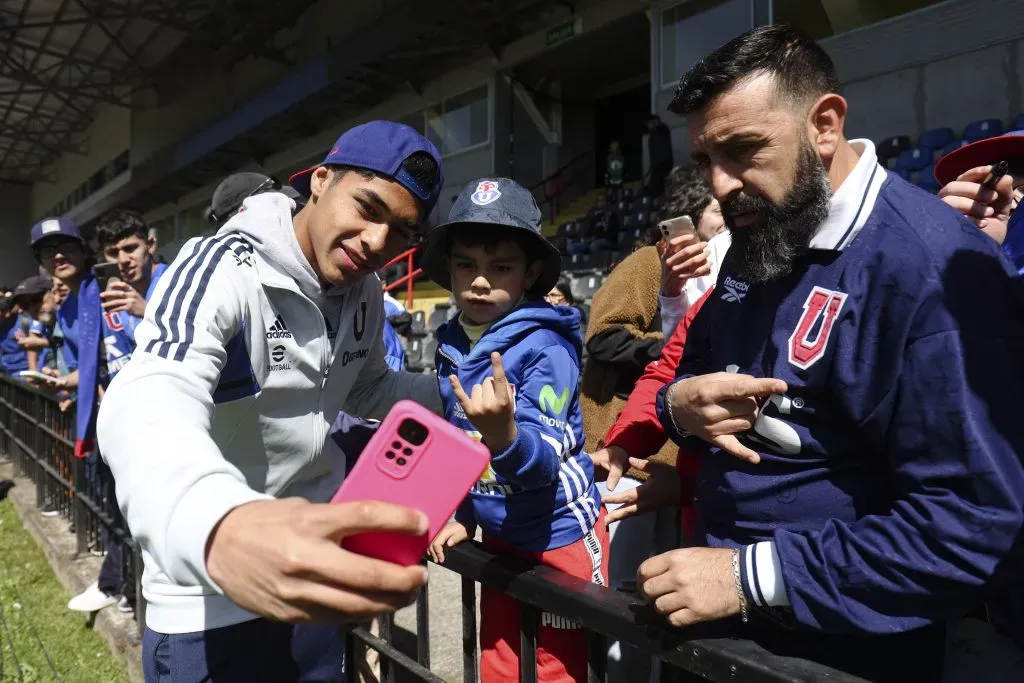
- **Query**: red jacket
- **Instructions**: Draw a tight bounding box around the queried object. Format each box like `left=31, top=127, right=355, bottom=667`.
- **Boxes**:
left=602, top=287, right=715, bottom=536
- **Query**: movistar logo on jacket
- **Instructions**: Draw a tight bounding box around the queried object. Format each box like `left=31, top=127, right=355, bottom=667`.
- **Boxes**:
left=539, top=385, right=568, bottom=415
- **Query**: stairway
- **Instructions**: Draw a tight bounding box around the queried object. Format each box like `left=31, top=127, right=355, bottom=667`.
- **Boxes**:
left=541, top=181, right=643, bottom=236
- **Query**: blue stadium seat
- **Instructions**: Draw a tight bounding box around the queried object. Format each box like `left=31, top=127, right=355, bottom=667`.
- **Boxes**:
left=1011, top=114, right=1024, bottom=132
left=917, top=127, right=955, bottom=152
left=940, top=140, right=969, bottom=159
left=894, top=147, right=932, bottom=174
left=916, top=165, right=941, bottom=194
left=877, top=135, right=911, bottom=166
left=963, top=118, right=1003, bottom=142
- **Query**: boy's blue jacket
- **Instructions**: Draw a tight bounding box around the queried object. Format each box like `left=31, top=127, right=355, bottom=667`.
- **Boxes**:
left=435, top=302, right=600, bottom=552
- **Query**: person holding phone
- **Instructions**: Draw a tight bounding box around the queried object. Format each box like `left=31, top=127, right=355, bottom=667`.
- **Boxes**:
left=96, top=121, right=445, bottom=682
left=422, top=178, right=607, bottom=683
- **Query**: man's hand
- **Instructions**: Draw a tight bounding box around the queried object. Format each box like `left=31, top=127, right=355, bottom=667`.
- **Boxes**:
left=101, top=281, right=147, bottom=317
left=938, top=166, right=1015, bottom=244
left=590, top=444, right=631, bottom=489
left=660, top=234, right=711, bottom=298
left=205, top=498, right=430, bottom=623
left=604, top=457, right=681, bottom=524
left=638, top=547, right=739, bottom=627
left=427, top=520, right=473, bottom=564
left=449, top=352, right=517, bottom=454
left=668, top=373, right=787, bottom=464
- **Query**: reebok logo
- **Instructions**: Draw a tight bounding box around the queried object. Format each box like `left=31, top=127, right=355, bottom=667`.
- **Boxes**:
left=266, top=315, right=292, bottom=339
left=721, top=276, right=750, bottom=303
left=538, top=385, right=569, bottom=415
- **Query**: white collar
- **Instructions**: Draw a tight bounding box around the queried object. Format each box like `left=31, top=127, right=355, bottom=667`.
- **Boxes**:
left=808, top=139, right=886, bottom=251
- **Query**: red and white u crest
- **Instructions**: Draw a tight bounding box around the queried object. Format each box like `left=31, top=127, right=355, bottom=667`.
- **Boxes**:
left=787, top=286, right=847, bottom=370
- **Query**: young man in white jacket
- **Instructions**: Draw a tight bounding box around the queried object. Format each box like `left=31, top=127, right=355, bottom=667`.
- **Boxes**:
left=97, top=121, right=444, bottom=682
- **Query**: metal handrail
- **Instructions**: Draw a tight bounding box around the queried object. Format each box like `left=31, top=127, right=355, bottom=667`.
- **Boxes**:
left=382, top=246, right=423, bottom=310
left=528, top=150, right=593, bottom=223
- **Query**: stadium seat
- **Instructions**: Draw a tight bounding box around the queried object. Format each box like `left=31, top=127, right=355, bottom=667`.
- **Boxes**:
left=568, top=252, right=595, bottom=272
left=427, top=305, right=449, bottom=333
left=421, top=338, right=438, bottom=368
left=877, top=135, right=911, bottom=166
left=917, top=127, right=955, bottom=152
left=623, top=187, right=635, bottom=202
left=963, top=118, right=1003, bottom=142
left=616, top=230, right=635, bottom=251
left=916, top=165, right=941, bottom=194
left=894, top=147, right=932, bottom=174
left=1011, top=113, right=1024, bottom=132
left=572, top=273, right=604, bottom=302
left=616, top=200, right=629, bottom=214
left=940, top=140, right=969, bottom=159
left=405, top=339, right=424, bottom=371
left=410, top=310, right=426, bottom=337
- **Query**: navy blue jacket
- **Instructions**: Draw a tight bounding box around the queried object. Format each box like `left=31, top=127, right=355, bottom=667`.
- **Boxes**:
left=658, top=174, right=1024, bottom=640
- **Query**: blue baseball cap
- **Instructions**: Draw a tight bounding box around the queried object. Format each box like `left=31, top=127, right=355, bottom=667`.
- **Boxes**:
left=288, top=120, right=444, bottom=215
left=420, top=177, right=562, bottom=297
left=30, top=217, right=83, bottom=247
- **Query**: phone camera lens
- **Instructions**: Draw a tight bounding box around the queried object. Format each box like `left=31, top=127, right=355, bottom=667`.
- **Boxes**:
left=396, top=457, right=407, bottom=466
left=397, top=418, right=428, bottom=446
left=402, top=448, right=413, bottom=456
left=392, top=441, right=402, bottom=450
left=386, top=451, right=396, bottom=460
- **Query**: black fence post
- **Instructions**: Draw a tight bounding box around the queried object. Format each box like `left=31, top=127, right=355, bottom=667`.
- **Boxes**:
left=33, top=392, right=44, bottom=510
left=74, top=455, right=87, bottom=555
left=461, top=575, right=478, bottom=683
left=343, top=630, right=358, bottom=683
left=415, top=561, right=430, bottom=671
left=587, top=630, right=607, bottom=683
left=520, top=604, right=538, bottom=683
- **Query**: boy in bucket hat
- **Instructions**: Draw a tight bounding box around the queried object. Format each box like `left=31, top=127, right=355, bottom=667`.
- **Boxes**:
left=97, top=121, right=446, bottom=682
left=425, top=178, right=608, bottom=683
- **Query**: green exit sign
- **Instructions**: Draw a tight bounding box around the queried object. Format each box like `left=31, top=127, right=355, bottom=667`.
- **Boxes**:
left=546, top=17, right=581, bottom=46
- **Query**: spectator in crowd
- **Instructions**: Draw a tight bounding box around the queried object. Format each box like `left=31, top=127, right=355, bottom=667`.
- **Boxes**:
left=97, top=121, right=445, bottom=681
left=8, top=275, right=52, bottom=374
left=568, top=196, right=620, bottom=255
left=645, top=115, right=674, bottom=198
left=613, top=25, right=1024, bottom=681
left=657, top=166, right=731, bottom=336
left=66, top=208, right=170, bottom=615
left=544, top=277, right=587, bottom=328
left=578, top=172, right=711, bottom=682
left=605, top=140, right=625, bottom=190
left=381, top=287, right=406, bottom=371
left=934, top=130, right=1023, bottom=272
left=424, top=178, right=606, bottom=683
left=204, top=172, right=306, bottom=229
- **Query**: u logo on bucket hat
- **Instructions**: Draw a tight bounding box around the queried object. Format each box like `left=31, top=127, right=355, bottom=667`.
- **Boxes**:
left=471, top=180, right=502, bottom=206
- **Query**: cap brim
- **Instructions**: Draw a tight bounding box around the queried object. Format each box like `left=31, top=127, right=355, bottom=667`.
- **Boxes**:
left=934, top=134, right=1024, bottom=186
left=31, top=233, right=84, bottom=248
left=288, top=167, right=316, bottom=197
left=420, top=221, right=562, bottom=297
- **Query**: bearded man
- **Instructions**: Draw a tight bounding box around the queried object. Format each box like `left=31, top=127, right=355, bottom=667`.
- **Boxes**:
left=633, top=25, right=1024, bottom=682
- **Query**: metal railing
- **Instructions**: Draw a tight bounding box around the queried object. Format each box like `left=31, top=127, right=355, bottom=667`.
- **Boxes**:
left=346, top=543, right=867, bottom=683
left=0, top=376, right=144, bottom=636
left=528, top=151, right=593, bottom=224
left=383, top=246, right=424, bottom=310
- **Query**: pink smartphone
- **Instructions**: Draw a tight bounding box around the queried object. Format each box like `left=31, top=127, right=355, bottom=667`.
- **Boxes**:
left=330, top=400, right=490, bottom=566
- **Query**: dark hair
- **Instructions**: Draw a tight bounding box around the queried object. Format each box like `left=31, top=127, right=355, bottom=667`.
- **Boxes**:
left=660, top=166, right=714, bottom=223
left=327, top=152, right=440, bottom=201
left=669, top=24, right=839, bottom=116
left=95, top=208, right=149, bottom=248
left=446, top=224, right=544, bottom=266
left=553, top=278, right=575, bottom=305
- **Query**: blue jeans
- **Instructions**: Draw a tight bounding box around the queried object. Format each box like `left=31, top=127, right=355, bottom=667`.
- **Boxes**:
left=143, top=619, right=344, bottom=682
left=598, top=478, right=681, bottom=683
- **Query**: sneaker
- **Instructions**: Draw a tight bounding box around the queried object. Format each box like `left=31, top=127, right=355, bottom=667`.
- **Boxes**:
left=67, top=582, right=117, bottom=612
left=90, top=546, right=106, bottom=557
left=39, top=503, right=59, bottom=517
left=116, top=596, right=134, bottom=613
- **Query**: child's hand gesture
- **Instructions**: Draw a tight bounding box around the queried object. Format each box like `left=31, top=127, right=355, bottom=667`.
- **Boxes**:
left=428, top=520, right=473, bottom=564
left=449, top=352, right=517, bottom=454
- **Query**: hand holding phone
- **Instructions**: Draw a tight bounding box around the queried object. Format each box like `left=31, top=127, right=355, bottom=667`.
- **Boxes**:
left=331, top=400, right=490, bottom=566
left=658, top=215, right=697, bottom=242
left=92, top=263, right=122, bottom=292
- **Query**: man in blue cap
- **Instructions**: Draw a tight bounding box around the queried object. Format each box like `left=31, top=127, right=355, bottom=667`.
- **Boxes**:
left=423, top=177, right=607, bottom=683
left=97, top=121, right=446, bottom=681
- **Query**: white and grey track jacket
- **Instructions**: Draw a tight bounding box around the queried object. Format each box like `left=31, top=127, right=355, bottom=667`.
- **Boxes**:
left=97, top=192, right=440, bottom=634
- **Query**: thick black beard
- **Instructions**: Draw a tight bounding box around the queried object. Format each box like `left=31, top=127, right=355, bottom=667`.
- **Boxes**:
left=723, top=144, right=832, bottom=284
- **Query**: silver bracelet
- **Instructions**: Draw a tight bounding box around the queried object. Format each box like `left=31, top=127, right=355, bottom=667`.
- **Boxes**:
left=732, top=548, right=749, bottom=623
left=666, top=381, right=689, bottom=437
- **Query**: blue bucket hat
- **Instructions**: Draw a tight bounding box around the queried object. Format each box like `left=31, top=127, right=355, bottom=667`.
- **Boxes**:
left=419, top=177, right=562, bottom=297
left=288, top=120, right=444, bottom=215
